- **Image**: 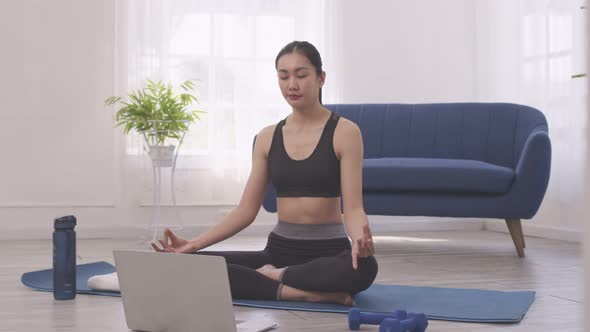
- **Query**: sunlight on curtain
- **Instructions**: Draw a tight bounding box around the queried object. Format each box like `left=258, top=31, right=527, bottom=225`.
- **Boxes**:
left=476, top=0, right=588, bottom=229
left=522, top=1, right=587, bottom=216
left=123, top=0, right=338, bottom=205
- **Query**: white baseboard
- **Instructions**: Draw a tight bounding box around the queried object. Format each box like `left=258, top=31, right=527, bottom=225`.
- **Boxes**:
left=7, top=211, right=580, bottom=243
left=367, top=215, right=484, bottom=233
left=1, top=215, right=485, bottom=240
left=484, top=219, right=582, bottom=243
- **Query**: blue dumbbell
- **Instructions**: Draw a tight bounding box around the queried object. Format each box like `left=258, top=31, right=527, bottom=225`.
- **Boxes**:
left=379, top=313, right=428, bottom=332
left=348, top=308, right=407, bottom=330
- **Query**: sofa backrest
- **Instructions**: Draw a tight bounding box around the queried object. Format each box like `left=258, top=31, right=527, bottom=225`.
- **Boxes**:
left=325, top=103, right=548, bottom=169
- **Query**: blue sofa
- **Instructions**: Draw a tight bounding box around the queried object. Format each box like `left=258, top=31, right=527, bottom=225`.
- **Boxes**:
left=261, top=103, right=551, bottom=257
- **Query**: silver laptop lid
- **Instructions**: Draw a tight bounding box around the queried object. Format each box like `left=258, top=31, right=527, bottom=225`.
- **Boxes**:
left=113, top=250, right=237, bottom=332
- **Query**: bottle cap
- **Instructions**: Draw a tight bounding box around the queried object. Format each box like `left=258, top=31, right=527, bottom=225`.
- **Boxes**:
left=54, top=215, right=77, bottom=230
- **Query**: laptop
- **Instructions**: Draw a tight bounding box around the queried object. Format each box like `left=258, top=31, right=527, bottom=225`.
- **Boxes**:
left=113, top=250, right=278, bottom=332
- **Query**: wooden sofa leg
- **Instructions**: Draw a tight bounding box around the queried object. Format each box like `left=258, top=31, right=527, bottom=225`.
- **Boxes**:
left=505, top=218, right=525, bottom=258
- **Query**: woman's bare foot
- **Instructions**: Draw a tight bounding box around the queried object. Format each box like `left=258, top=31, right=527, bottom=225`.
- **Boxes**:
left=309, top=291, right=354, bottom=306
left=257, top=266, right=355, bottom=305
left=256, top=264, right=276, bottom=272
left=280, top=285, right=355, bottom=306
left=256, top=264, right=284, bottom=281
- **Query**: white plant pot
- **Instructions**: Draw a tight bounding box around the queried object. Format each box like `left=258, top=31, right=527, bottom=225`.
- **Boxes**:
left=148, top=145, right=176, bottom=167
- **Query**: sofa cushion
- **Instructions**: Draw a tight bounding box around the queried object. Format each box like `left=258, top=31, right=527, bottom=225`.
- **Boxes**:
left=363, top=158, right=515, bottom=194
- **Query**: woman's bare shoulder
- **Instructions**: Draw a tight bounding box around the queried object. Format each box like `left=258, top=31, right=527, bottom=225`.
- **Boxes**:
left=334, top=117, right=362, bottom=157
left=335, top=117, right=360, bottom=134
left=255, top=123, right=279, bottom=157
left=334, top=117, right=362, bottom=144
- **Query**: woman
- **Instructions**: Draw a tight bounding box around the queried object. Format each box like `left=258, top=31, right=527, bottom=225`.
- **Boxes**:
left=151, top=41, right=378, bottom=305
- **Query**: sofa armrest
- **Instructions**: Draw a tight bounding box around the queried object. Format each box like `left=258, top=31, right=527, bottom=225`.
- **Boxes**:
left=515, top=129, right=551, bottom=176
left=511, top=129, right=552, bottom=217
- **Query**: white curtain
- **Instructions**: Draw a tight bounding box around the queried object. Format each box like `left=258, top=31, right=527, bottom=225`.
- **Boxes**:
left=476, top=0, right=588, bottom=229
left=123, top=0, right=340, bottom=205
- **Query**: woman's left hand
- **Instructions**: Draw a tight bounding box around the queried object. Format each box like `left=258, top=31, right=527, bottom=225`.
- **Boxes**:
left=150, top=228, right=195, bottom=254
left=351, top=224, right=375, bottom=270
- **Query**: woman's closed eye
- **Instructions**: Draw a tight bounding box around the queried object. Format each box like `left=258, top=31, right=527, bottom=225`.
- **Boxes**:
left=279, top=75, right=307, bottom=80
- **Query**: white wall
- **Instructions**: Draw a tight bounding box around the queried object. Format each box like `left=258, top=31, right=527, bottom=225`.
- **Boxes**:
left=0, top=1, right=116, bottom=206
left=0, top=0, right=125, bottom=237
left=335, top=0, right=477, bottom=103
left=0, top=1, right=117, bottom=206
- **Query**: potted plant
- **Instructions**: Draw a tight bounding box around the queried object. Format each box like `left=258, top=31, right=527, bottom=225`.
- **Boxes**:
left=104, top=80, right=205, bottom=167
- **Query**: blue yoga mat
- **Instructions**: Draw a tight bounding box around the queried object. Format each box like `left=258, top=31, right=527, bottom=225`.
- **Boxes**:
left=21, top=262, right=121, bottom=297
left=21, top=261, right=534, bottom=323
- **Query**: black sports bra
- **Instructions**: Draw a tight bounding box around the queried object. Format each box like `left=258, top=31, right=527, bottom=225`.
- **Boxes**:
left=268, top=112, right=341, bottom=197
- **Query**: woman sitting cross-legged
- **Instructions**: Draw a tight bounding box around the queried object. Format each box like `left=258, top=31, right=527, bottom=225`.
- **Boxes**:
left=151, top=41, right=378, bottom=305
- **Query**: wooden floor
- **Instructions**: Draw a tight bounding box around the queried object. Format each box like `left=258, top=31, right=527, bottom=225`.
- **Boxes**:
left=1, top=230, right=583, bottom=332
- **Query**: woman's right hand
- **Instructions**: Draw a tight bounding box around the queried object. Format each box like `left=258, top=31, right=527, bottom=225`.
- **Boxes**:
left=150, top=228, right=196, bottom=254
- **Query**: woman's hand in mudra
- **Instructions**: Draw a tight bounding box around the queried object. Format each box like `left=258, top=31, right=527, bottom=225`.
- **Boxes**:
left=150, top=228, right=195, bottom=254
left=351, top=224, right=375, bottom=270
